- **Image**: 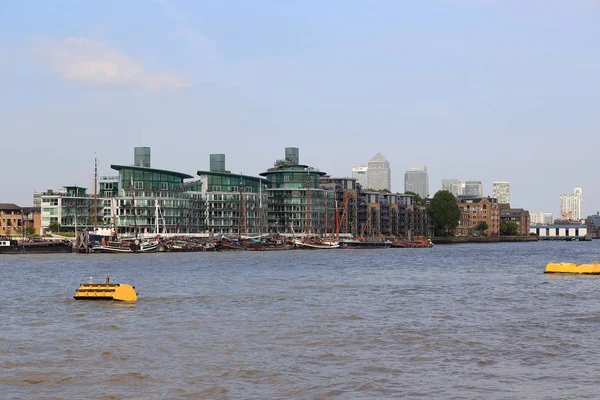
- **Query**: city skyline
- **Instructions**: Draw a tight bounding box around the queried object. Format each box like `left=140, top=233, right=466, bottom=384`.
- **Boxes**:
left=1, top=1, right=599, bottom=218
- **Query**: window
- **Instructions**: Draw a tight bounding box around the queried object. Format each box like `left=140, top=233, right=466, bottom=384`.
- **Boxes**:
left=134, top=181, right=144, bottom=189
left=284, top=175, right=290, bottom=182
left=230, top=186, right=238, bottom=193
left=160, top=182, right=168, bottom=190
left=212, top=186, right=221, bottom=192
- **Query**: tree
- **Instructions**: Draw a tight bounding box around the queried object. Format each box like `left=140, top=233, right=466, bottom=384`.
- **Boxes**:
left=475, top=221, right=489, bottom=236
left=404, top=191, right=423, bottom=205
left=48, top=222, right=60, bottom=233
left=500, top=221, right=519, bottom=236
left=429, top=190, right=460, bottom=236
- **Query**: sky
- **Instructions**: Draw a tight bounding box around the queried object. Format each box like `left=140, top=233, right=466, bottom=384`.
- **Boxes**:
left=1, top=0, right=599, bottom=217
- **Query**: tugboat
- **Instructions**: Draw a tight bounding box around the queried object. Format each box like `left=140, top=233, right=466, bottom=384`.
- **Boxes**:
left=74, top=276, right=137, bottom=301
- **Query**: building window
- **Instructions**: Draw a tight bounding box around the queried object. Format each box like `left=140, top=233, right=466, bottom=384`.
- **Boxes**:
left=160, top=182, right=168, bottom=190
left=284, top=175, right=290, bottom=182
left=231, top=186, right=238, bottom=193
left=134, top=181, right=144, bottom=189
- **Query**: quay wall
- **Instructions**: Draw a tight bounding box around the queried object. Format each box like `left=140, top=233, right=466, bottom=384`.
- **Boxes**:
left=431, top=236, right=539, bottom=245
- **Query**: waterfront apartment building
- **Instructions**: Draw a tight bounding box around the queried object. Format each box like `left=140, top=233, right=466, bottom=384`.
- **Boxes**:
left=560, top=187, right=582, bottom=221
left=493, top=181, right=510, bottom=204
left=464, top=180, right=483, bottom=197
left=39, top=187, right=101, bottom=235
left=404, top=166, right=429, bottom=199
left=260, top=148, right=333, bottom=236
left=197, top=154, right=269, bottom=235
left=499, top=204, right=530, bottom=236
left=456, top=197, right=500, bottom=236
left=0, top=203, right=23, bottom=235
left=367, top=153, right=391, bottom=191
left=530, top=212, right=553, bottom=225
left=351, top=165, right=368, bottom=189
left=441, top=179, right=462, bottom=197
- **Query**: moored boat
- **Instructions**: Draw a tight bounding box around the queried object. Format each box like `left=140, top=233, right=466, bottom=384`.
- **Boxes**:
left=0, top=237, right=73, bottom=254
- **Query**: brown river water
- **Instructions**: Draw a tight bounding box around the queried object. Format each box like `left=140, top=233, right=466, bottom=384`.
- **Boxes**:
left=2, top=241, right=600, bottom=399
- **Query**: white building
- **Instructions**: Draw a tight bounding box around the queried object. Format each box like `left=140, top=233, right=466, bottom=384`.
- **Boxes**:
left=367, top=153, right=391, bottom=191
left=530, top=225, right=587, bottom=240
left=404, top=166, right=429, bottom=199
left=560, top=186, right=582, bottom=221
left=441, top=179, right=462, bottom=197
left=352, top=165, right=368, bottom=189
left=492, top=181, right=510, bottom=204
left=530, top=212, right=553, bottom=225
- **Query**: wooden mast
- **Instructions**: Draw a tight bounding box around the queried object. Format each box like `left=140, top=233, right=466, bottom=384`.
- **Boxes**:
left=306, top=172, right=311, bottom=237
left=237, top=172, right=242, bottom=240
left=93, top=154, right=98, bottom=233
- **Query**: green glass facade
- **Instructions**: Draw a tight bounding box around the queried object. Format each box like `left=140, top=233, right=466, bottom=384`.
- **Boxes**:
left=197, top=170, right=269, bottom=235
left=111, top=165, right=205, bottom=235
left=260, top=164, right=334, bottom=235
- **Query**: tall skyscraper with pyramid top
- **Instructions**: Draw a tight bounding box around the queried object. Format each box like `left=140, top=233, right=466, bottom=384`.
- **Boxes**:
left=367, top=153, right=391, bottom=191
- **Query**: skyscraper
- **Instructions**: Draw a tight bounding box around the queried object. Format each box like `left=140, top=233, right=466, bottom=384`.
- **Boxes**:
left=560, top=187, right=582, bottom=220
left=352, top=165, right=368, bottom=189
left=367, top=153, right=391, bottom=191
left=441, top=179, right=462, bottom=197
left=404, top=166, right=429, bottom=199
left=464, top=180, right=483, bottom=197
left=493, top=181, right=510, bottom=204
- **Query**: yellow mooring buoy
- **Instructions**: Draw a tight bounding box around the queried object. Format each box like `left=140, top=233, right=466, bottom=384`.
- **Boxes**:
left=545, top=261, right=600, bottom=275
left=74, top=276, right=137, bottom=301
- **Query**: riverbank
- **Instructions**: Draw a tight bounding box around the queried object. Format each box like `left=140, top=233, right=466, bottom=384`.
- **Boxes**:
left=431, top=235, right=539, bottom=244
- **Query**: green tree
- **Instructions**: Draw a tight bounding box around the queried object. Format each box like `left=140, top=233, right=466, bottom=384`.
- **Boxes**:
left=500, top=221, right=519, bottom=235
left=48, top=222, right=60, bottom=233
left=475, top=221, right=489, bottom=236
left=500, top=221, right=508, bottom=235
left=404, top=191, right=423, bottom=205
left=429, top=190, right=460, bottom=236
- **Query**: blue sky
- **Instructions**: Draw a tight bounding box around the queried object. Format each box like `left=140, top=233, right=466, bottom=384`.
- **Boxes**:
left=1, top=0, right=599, bottom=217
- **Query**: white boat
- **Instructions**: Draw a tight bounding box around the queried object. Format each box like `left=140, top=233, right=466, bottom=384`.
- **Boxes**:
left=91, top=240, right=158, bottom=253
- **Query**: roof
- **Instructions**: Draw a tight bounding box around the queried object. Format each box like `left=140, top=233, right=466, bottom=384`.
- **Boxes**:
left=111, top=165, right=194, bottom=179
left=0, top=203, right=22, bottom=211
left=369, top=153, right=388, bottom=162
left=260, top=165, right=326, bottom=177
left=197, top=170, right=270, bottom=184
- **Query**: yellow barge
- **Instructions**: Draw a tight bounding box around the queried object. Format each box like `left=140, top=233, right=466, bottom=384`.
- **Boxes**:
left=545, top=262, right=600, bottom=274
left=74, top=277, right=137, bottom=301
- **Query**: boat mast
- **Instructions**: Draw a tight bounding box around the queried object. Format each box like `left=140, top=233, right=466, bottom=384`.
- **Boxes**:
left=94, top=153, right=98, bottom=234
left=324, top=195, right=327, bottom=239
left=306, top=171, right=311, bottom=237
left=237, top=172, right=242, bottom=240
left=131, top=176, right=138, bottom=239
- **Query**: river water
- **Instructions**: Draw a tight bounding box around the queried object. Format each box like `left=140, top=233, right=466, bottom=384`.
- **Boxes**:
left=2, top=241, right=600, bottom=399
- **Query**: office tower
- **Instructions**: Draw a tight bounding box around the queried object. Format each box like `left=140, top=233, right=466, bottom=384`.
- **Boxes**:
left=493, top=181, right=510, bottom=204
left=442, top=179, right=462, bottom=197
left=367, top=153, right=391, bottom=191
left=352, top=165, right=368, bottom=189
left=464, top=180, right=483, bottom=197
left=404, top=166, right=429, bottom=199
left=560, top=187, right=582, bottom=220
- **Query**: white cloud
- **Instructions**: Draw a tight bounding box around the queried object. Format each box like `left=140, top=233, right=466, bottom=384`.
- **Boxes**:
left=33, top=37, right=190, bottom=90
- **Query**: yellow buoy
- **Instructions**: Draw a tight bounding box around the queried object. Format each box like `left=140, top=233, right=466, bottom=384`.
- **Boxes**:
left=545, top=261, right=600, bottom=274
left=74, top=277, right=137, bottom=301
